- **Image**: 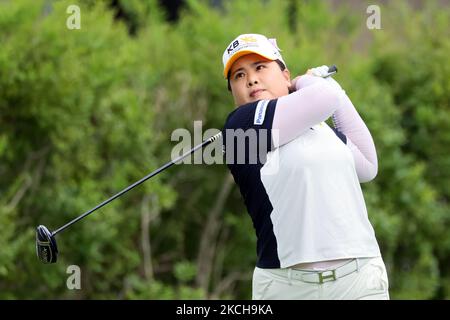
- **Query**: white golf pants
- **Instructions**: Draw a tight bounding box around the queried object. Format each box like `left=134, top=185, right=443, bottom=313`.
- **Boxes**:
left=252, top=257, right=390, bottom=300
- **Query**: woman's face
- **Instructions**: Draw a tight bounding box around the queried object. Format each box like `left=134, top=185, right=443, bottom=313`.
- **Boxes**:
left=229, top=53, right=291, bottom=106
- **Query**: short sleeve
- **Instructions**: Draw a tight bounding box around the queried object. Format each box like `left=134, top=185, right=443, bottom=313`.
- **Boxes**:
left=222, top=99, right=277, bottom=166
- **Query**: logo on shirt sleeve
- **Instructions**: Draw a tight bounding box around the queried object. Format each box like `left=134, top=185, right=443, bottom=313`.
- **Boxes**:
left=254, top=100, right=269, bottom=125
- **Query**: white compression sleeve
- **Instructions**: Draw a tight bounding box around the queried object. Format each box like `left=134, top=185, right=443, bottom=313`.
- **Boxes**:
left=272, top=74, right=378, bottom=183
left=272, top=78, right=342, bottom=148
left=326, top=78, right=378, bottom=182
left=329, top=78, right=378, bottom=183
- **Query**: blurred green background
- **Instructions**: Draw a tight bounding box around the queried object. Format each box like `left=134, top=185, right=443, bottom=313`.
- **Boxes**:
left=0, top=0, right=449, bottom=299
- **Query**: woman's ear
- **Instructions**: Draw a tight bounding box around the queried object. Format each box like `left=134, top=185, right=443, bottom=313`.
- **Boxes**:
left=283, top=68, right=291, bottom=82
left=283, top=68, right=291, bottom=89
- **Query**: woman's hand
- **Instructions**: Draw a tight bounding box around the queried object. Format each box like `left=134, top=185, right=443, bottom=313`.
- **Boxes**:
left=290, top=65, right=330, bottom=92
left=290, top=73, right=325, bottom=92
left=291, top=65, right=344, bottom=93
left=306, top=65, right=330, bottom=77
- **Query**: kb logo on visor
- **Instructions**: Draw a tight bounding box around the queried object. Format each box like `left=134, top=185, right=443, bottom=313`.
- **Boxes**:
left=227, top=36, right=258, bottom=54
left=227, top=40, right=239, bottom=54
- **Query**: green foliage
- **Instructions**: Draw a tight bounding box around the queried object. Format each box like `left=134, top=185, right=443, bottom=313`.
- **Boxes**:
left=174, top=260, right=197, bottom=283
left=0, top=0, right=172, bottom=299
left=123, top=274, right=205, bottom=299
left=0, top=0, right=448, bottom=299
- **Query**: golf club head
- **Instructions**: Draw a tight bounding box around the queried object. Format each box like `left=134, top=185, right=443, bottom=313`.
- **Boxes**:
left=36, top=225, right=58, bottom=264
left=324, top=65, right=338, bottom=78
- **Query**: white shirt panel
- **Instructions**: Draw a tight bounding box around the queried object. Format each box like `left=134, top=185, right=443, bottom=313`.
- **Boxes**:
left=260, top=123, right=380, bottom=268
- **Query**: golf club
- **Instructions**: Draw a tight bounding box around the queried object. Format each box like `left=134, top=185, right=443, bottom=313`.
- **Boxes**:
left=36, top=132, right=223, bottom=263
left=324, top=65, right=338, bottom=77
left=36, top=65, right=338, bottom=264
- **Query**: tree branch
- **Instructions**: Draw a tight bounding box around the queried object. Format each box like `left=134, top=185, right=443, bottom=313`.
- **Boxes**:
left=141, top=194, right=159, bottom=280
left=195, top=172, right=234, bottom=292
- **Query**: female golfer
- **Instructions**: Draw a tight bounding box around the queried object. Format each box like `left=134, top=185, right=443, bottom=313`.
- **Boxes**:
left=221, top=34, right=389, bottom=300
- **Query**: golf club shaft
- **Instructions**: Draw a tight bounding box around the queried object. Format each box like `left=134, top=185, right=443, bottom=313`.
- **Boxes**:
left=52, top=132, right=223, bottom=236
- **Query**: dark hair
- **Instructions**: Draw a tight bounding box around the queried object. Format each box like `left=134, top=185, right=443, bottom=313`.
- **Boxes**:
left=227, top=59, right=286, bottom=91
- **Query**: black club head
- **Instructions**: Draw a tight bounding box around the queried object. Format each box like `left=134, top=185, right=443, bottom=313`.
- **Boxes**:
left=36, top=225, right=58, bottom=264
left=328, top=65, right=338, bottom=74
